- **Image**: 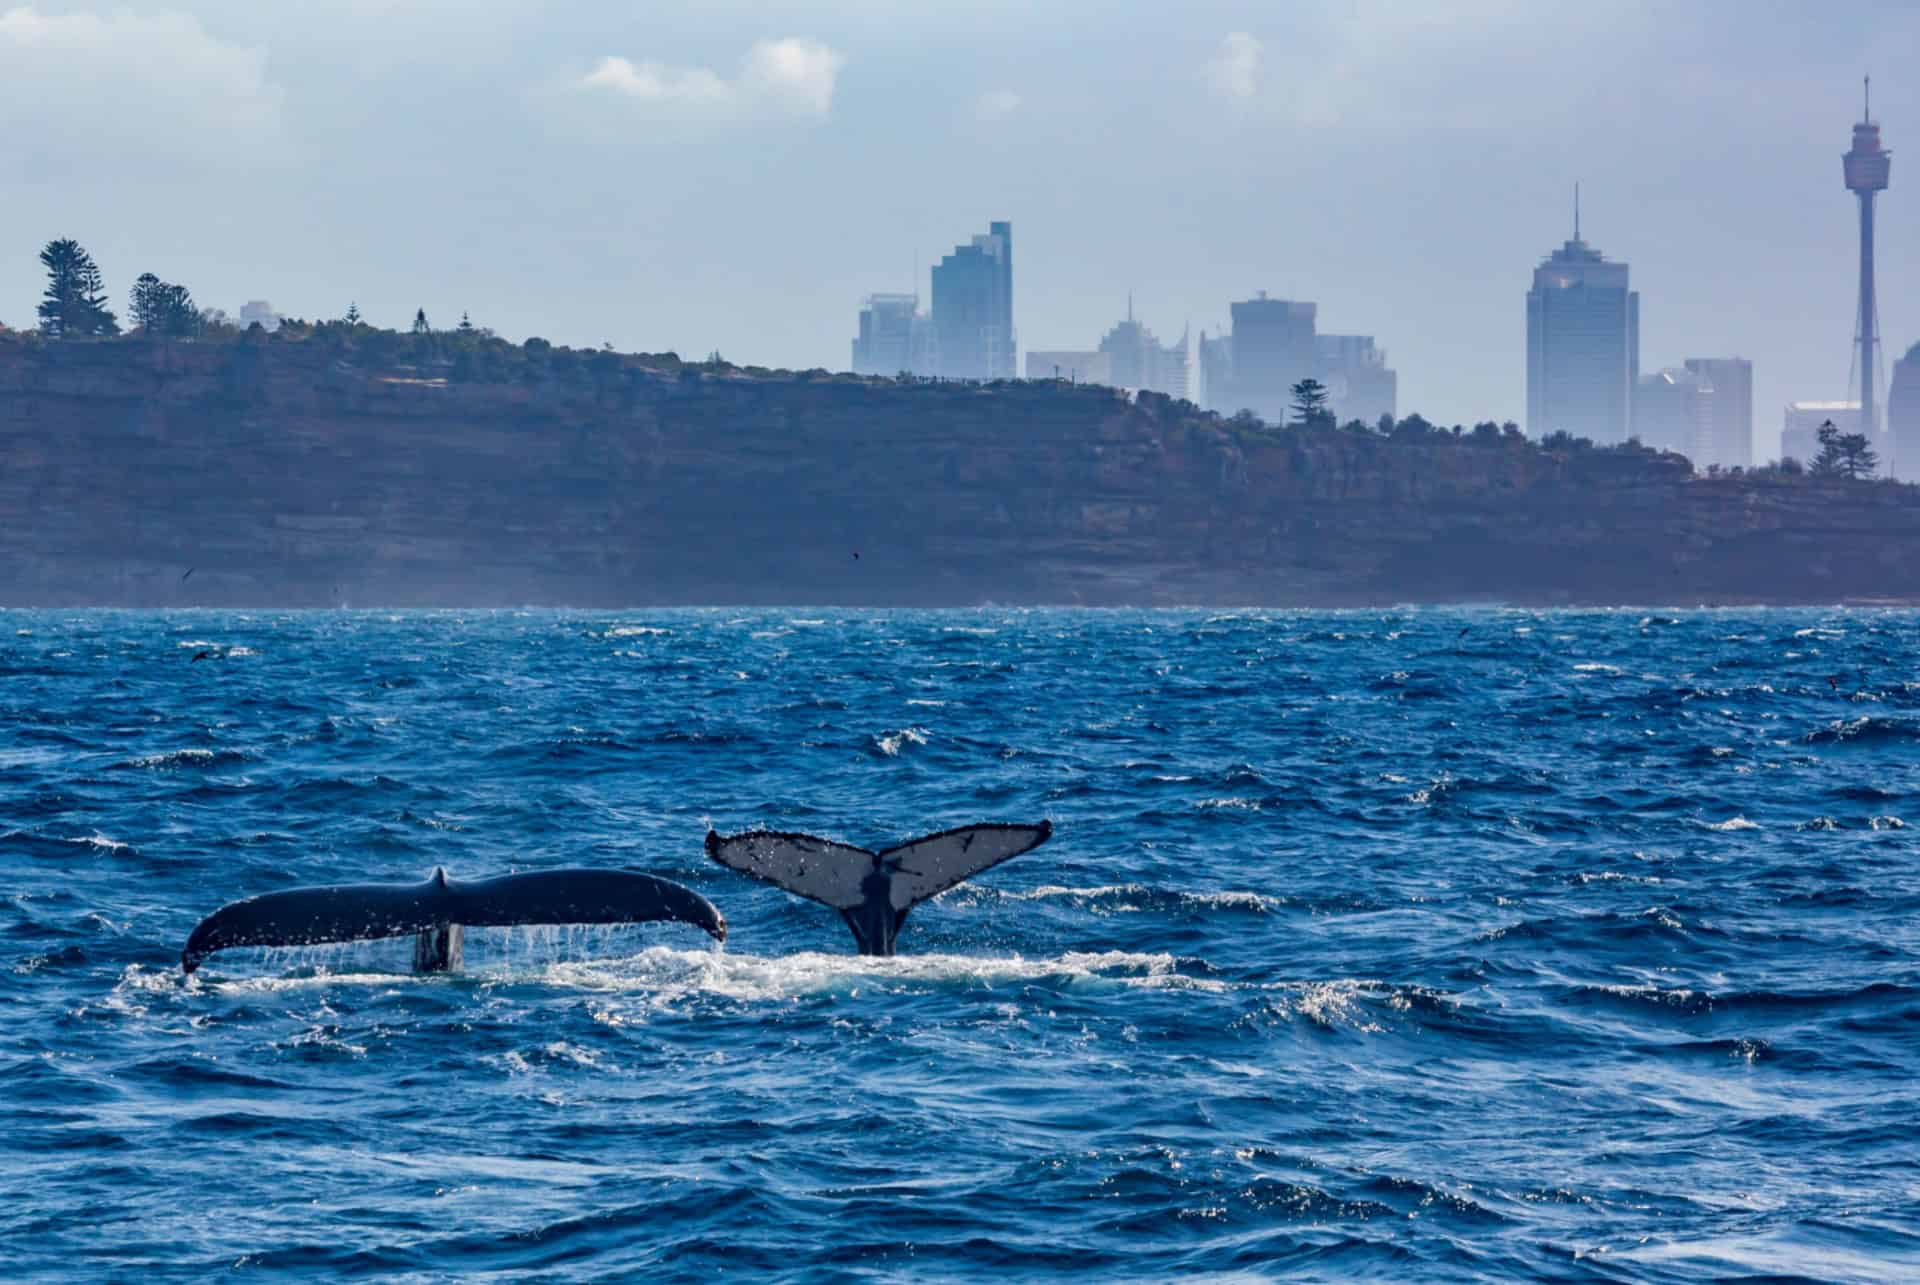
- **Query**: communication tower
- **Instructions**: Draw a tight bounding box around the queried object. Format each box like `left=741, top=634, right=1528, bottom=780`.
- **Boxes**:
left=1844, top=77, right=1892, bottom=435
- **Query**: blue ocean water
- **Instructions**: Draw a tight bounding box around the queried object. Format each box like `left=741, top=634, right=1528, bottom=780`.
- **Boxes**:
left=3, top=608, right=1917, bottom=1282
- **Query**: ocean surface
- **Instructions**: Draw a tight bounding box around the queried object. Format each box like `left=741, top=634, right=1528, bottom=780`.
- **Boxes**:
left=3, top=608, right=1917, bottom=1282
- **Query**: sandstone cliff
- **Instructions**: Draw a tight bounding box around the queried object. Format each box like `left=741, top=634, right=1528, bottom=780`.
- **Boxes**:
left=1, top=337, right=1915, bottom=606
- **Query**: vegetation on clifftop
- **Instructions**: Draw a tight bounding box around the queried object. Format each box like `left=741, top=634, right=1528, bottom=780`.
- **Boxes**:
left=8, top=236, right=1902, bottom=490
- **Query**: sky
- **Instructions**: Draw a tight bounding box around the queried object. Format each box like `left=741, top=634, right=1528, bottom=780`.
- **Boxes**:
left=2, top=1, right=1916, bottom=456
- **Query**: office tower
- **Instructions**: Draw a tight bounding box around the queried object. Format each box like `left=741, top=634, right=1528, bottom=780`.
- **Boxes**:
left=1844, top=78, right=1892, bottom=437
left=851, top=294, right=934, bottom=376
left=930, top=221, right=1015, bottom=380
left=1200, top=294, right=1316, bottom=422
left=1228, top=295, right=1317, bottom=423
left=1025, top=350, right=1112, bottom=384
left=1683, top=357, right=1754, bottom=470
left=1198, top=331, right=1235, bottom=413
left=1315, top=334, right=1397, bottom=425
left=1634, top=367, right=1715, bottom=463
left=1098, top=304, right=1189, bottom=399
left=1525, top=194, right=1639, bottom=442
left=1782, top=401, right=1861, bottom=464
left=1887, top=343, right=1920, bottom=479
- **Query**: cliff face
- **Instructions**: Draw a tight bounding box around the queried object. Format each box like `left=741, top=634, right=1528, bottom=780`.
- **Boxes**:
left=2, top=339, right=1917, bottom=606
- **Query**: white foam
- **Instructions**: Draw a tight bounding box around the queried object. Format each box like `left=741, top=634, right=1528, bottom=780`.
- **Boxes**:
left=874, top=726, right=929, bottom=756
left=1704, top=816, right=1760, bottom=831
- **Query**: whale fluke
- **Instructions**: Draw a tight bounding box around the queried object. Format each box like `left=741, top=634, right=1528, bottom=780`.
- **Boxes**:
left=181, top=866, right=726, bottom=974
left=704, top=821, right=1052, bottom=956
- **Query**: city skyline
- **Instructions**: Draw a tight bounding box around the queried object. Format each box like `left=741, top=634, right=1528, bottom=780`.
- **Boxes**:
left=1, top=4, right=1913, bottom=455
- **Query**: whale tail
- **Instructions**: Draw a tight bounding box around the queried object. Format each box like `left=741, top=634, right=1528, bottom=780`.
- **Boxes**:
left=704, top=821, right=1052, bottom=956
left=182, top=866, right=726, bottom=974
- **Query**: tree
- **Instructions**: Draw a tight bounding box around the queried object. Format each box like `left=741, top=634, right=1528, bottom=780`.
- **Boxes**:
left=130, top=273, right=200, bottom=337
left=37, top=239, right=119, bottom=338
left=1812, top=420, right=1880, bottom=479
left=344, top=302, right=361, bottom=325
left=130, top=273, right=165, bottom=332
left=457, top=311, right=476, bottom=335
left=412, top=308, right=430, bottom=335
left=1289, top=378, right=1332, bottom=427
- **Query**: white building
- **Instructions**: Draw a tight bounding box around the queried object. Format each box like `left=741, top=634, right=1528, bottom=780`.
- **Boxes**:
left=1781, top=401, right=1860, bottom=465
left=1635, top=368, right=1714, bottom=463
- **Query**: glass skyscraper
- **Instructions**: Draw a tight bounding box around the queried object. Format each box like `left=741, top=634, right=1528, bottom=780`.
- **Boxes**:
left=930, top=222, right=1014, bottom=381
left=1526, top=229, right=1639, bottom=443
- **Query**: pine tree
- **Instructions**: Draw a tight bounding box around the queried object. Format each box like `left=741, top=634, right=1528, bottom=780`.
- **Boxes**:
left=1813, top=421, right=1879, bottom=479
left=37, top=239, right=119, bottom=338
left=457, top=311, right=475, bottom=335
left=130, top=274, right=199, bottom=337
left=412, top=308, right=430, bottom=335
left=1289, top=378, right=1332, bottom=427
left=130, top=273, right=164, bottom=332
left=344, top=302, right=362, bottom=325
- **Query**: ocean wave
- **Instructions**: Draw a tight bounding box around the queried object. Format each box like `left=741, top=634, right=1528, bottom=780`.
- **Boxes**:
left=1805, top=716, right=1919, bottom=745
left=117, top=747, right=250, bottom=771
left=945, top=882, right=1284, bottom=914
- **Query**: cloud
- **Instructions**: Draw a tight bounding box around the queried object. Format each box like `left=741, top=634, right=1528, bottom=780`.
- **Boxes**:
left=974, top=88, right=1020, bottom=121
left=579, top=36, right=844, bottom=122
left=1205, top=31, right=1261, bottom=102
left=0, top=7, right=281, bottom=165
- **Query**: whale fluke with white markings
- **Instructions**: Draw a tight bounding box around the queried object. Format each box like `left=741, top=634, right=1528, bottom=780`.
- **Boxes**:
left=181, top=867, right=726, bottom=974
left=704, top=821, right=1052, bottom=956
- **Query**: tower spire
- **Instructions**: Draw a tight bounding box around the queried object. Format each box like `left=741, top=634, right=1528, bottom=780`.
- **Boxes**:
left=1574, top=181, right=1581, bottom=242
left=1865, top=74, right=1872, bottom=122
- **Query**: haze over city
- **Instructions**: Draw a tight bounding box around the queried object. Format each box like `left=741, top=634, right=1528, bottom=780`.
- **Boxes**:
left=2, top=1, right=1916, bottom=452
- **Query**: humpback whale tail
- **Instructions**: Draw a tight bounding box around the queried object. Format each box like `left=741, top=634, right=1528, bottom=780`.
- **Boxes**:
left=182, top=866, right=726, bottom=974
left=703, top=821, right=1052, bottom=956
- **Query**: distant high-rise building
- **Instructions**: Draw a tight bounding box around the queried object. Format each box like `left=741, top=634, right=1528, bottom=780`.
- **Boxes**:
left=1315, top=334, right=1397, bottom=425
left=1198, top=330, right=1234, bottom=413
left=851, top=294, right=934, bottom=376
left=1200, top=294, right=1316, bottom=422
left=930, top=221, right=1014, bottom=380
left=1844, top=78, right=1891, bottom=438
left=238, top=300, right=281, bottom=333
left=1782, top=401, right=1861, bottom=465
left=1525, top=195, right=1639, bottom=443
left=1097, top=304, right=1189, bottom=399
left=1634, top=368, right=1714, bottom=463
left=1888, top=343, right=1920, bottom=479
left=1025, top=350, right=1112, bottom=384
left=1683, top=357, right=1754, bottom=470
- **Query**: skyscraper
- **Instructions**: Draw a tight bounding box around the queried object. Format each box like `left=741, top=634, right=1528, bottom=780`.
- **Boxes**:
left=1097, top=304, right=1189, bottom=399
left=1888, top=343, right=1920, bottom=479
left=1844, top=78, right=1891, bottom=438
left=1525, top=195, right=1639, bottom=443
left=1315, top=334, right=1397, bottom=426
left=1200, top=294, right=1316, bottom=422
left=850, top=294, right=934, bottom=376
left=930, top=221, right=1015, bottom=381
left=1683, top=357, right=1753, bottom=470
left=1634, top=367, right=1715, bottom=463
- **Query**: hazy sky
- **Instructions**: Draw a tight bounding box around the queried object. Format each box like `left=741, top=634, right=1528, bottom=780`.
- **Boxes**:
left=2, top=2, right=1915, bottom=453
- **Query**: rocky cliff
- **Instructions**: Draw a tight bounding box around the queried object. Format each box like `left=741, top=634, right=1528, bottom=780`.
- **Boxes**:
left=2, top=337, right=1916, bottom=606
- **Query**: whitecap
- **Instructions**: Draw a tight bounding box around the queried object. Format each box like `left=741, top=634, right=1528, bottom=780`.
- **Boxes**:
left=1704, top=816, right=1760, bottom=831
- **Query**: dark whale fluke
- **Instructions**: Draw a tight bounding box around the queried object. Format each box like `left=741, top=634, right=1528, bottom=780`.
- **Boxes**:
left=704, top=821, right=1052, bottom=956
left=182, top=866, right=726, bottom=974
